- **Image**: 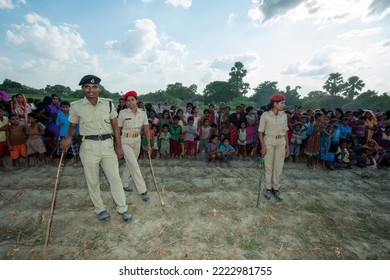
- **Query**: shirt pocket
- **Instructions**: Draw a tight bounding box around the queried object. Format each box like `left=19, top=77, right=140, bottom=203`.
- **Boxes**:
left=99, top=112, right=112, bottom=131
left=80, top=115, right=95, bottom=132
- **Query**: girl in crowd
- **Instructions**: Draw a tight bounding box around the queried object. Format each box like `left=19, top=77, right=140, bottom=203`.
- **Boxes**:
left=305, top=112, right=323, bottom=169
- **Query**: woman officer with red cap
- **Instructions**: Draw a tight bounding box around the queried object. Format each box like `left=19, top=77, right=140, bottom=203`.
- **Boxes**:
left=258, top=93, right=289, bottom=201
left=118, top=90, right=151, bottom=202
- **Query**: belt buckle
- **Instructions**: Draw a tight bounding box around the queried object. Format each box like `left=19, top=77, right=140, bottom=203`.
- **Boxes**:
left=98, top=135, right=103, bottom=140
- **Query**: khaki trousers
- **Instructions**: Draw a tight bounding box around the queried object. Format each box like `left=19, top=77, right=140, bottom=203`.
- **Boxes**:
left=264, top=136, right=286, bottom=190
left=121, top=137, right=147, bottom=194
left=79, top=139, right=128, bottom=214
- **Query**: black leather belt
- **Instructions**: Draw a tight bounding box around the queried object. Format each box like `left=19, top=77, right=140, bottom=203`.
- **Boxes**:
left=84, top=134, right=112, bottom=141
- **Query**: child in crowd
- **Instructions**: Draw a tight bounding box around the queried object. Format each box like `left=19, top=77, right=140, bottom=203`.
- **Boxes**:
left=56, top=100, right=79, bottom=165
left=43, top=132, right=57, bottom=162
left=298, top=115, right=309, bottom=161
left=0, top=106, right=10, bottom=170
left=335, top=140, right=352, bottom=169
left=290, top=122, right=303, bottom=163
left=365, top=139, right=384, bottom=167
left=305, top=112, right=323, bottom=169
left=141, top=123, right=154, bottom=159
left=210, top=123, right=219, bottom=137
left=26, top=112, right=46, bottom=164
left=159, top=109, right=171, bottom=130
left=169, top=115, right=182, bottom=158
left=357, top=147, right=377, bottom=169
left=219, top=137, right=235, bottom=166
left=150, top=124, right=159, bottom=159
left=352, top=116, right=367, bottom=145
left=319, top=115, right=335, bottom=169
left=158, top=124, right=171, bottom=158
left=237, top=122, right=247, bottom=158
left=327, top=118, right=340, bottom=169
left=338, top=117, right=352, bottom=142
left=228, top=122, right=238, bottom=153
left=182, top=116, right=198, bottom=159
left=8, top=115, right=28, bottom=169
left=198, top=118, right=211, bottom=160
left=206, top=134, right=221, bottom=165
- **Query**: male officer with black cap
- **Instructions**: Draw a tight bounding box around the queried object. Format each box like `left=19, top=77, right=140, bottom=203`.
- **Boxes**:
left=61, top=75, right=132, bottom=223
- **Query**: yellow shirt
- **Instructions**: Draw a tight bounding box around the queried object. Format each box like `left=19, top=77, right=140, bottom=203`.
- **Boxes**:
left=118, top=108, right=148, bottom=134
left=0, top=116, right=9, bottom=142
left=69, top=97, right=116, bottom=136
left=258, top=110, right=288, bottom=136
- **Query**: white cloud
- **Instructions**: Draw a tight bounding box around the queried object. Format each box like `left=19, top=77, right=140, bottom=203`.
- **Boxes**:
left=106, top=18, right=160, bottom=58
left=5, top=13, right=86, bottom=61
left=0, top=0, right=14, bottom=9
left=337, top=27, right=382, bottom=39
left=105, top=19, right=188, bottom=85
left=248, top=0, right=387, bottom=26
left=227, top=13, right=237, bottom=23
left=248, top=0, right=304, bottom=25
left=210, top=52, right=261, bottom=71
left=165, top=0, right=191, bottom=9
left=367, top=0, right=390, bottom=20
left=282, top=45, right=368, bottom=78
left=0, top=0, right=25, bottom=9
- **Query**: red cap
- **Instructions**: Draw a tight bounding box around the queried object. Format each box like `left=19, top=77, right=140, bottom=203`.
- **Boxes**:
left=270, top=93, right=286, bottom=102
left=123, top=90, right=138, bottom=101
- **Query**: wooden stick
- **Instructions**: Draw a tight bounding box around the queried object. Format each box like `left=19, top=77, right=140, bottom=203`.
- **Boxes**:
left=148, top=151, right=164, bottom=206
left=43, top=152, right=65, bottom=259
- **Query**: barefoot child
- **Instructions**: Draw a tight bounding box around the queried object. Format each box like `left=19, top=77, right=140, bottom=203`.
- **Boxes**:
left=206, top=134, right=221, bottom=165
left=8, top=115, right=28, bottom=168
left=26, top=112, right=46, bottom=164
left=219, top=137, right=235, bottom=166
left=158, top=124, right=171, bottom=158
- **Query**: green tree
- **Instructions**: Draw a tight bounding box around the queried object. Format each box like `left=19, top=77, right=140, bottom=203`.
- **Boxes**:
left=343, top=76, right=365, bottom=100
left=323, top=72, right=346, bottom=110
left=251, top=81, right=279, bottom=107
left=1, top=79, right=23, bottom=90
left=203, top=81, right=232, bottom=104
left=228, top=61, right=250, bottom=99
left=283, top=85, right=302, bottom=108
left=45, top=84, right=72, bottom=97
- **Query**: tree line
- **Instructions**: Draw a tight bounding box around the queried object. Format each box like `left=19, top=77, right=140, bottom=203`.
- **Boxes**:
left=1, top=61, right=389, bottom=111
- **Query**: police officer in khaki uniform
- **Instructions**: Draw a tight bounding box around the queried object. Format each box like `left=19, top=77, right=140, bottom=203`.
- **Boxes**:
left=258, top=93, right=289, bottom=201
left=61, top=75, right=132, bottom=223
left=118, top=90, right=150, bottom=202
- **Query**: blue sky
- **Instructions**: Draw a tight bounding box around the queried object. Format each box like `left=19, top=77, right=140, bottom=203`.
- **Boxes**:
left=1, top=0, right=389, bottom=97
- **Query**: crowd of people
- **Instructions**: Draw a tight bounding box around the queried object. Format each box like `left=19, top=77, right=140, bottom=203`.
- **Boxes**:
left=1, top=79, right=390, bottom=221
left=1, top=89, right=390, bottom=172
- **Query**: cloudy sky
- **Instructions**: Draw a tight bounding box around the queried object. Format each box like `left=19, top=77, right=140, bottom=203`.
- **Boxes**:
left=1, top=0, right=389, bottom=97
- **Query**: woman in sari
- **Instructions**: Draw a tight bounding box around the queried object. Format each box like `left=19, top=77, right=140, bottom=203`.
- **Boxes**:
left=38, top=94, right=61, bottom=138
left=10, top=93, right=31, bottom=125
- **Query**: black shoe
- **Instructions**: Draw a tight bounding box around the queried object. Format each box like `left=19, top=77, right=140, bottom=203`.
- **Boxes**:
left=272, top=189, right=283, bottom=201
left=141, top=192, right=150, bottom=202
left=123, top=186, right=133, bottom=192
left=97, top=210, right=110, bottom=222
left=264, top=189, right=272, bottom=200
left=121, top=211, right=133, bottom=223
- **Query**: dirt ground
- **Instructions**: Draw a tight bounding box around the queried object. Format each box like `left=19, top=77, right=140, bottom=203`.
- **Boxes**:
left=0, top=156, right=389, bottom=260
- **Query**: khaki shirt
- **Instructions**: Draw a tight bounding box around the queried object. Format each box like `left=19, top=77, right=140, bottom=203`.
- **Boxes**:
left=118, top=108, right=148, bottom=133
left=69, top=97, right=116, bottom=136
left=258, top=110, right=288, bottom=136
